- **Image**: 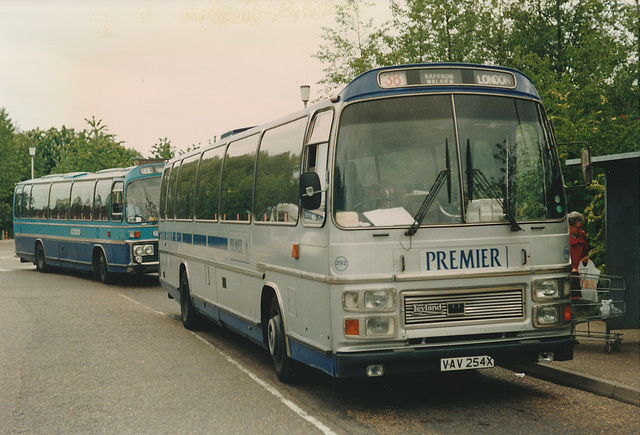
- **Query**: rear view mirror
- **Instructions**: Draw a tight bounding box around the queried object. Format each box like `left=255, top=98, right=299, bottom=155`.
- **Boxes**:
left=299, top=172, right=322, bottom=210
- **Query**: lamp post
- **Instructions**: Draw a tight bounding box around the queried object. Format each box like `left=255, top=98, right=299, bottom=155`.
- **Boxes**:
left=300, top=85, right=310, bottom=108
left=28, top=146, right=36, bottom=179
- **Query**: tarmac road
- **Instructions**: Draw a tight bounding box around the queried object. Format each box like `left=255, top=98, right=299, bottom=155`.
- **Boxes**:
left=1, top=239, right=638, bottom=434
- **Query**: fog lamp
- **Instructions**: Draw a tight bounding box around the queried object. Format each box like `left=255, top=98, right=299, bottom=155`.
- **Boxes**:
left=366, top=365, right=384, bottom=377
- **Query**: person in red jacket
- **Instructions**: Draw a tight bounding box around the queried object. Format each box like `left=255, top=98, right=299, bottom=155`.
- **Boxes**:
left=568, top=211, right=590, bottom=343
left=569, top=211, right=590, bottom=272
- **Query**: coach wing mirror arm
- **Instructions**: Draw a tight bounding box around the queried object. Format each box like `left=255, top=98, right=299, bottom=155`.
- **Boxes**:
left=558, top=141, right=592, bottom=186
left=581, top=147, right=592, bottom=185
left=299, top=172, right=324, bottom=210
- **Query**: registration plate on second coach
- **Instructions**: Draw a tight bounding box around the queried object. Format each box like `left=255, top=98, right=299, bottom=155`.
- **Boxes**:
left=440, top=355, right=495, bottom=371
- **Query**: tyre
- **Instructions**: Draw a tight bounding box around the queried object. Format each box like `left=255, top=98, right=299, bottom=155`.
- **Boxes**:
left=267, top=297, right=296, bottom=383
left=35, top=242, right=48, bottom=273
left=180, top=270, right=200, bottom=330
left=93, top=250, right=111, bottom=284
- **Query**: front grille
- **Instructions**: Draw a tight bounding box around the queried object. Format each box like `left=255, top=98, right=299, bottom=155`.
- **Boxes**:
left=403, top=288, right=524, bottom=327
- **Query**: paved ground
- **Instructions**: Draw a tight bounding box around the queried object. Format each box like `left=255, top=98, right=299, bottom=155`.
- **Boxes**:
left=514, top=321, right=640, bottom=406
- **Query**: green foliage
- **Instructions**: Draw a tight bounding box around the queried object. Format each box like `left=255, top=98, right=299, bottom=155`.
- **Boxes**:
left=52, top=117, right=141, bottom=174
left=583, top=175, right=606, bottom=272
left=150, top=137, right=175, bottom=160
left=315, top=0, right=388, bottom=95
left=0, top=108, right=28, bottom=234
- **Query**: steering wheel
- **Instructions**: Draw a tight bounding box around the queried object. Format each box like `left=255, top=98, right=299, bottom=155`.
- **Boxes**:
left=352, top=198, right=395, bottom=212
left=438, top=202, right=461, bottom=220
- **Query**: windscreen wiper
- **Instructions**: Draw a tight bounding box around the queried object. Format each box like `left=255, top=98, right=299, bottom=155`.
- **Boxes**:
left=465, top=139, right=522, bottom=232
left=470, top=169, right=523, bottom=232
left=406, top=141, right=452, bottom=237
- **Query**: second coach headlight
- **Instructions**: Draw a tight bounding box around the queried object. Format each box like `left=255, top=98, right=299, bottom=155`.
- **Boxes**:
left=134, top=245, right=145, bottom=257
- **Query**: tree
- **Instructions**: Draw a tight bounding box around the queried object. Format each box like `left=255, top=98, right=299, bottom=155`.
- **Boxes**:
left=150, top=137, right=175, bottom=160
left=0, top=108, right=28, bottom=234
left=53, top=118, right=141, bottom=174
left=388, top=0, right=485, bottom=63
left=314, top=0, right=388, bottom=95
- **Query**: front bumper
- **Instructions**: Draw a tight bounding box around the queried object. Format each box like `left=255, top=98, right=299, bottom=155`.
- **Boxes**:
left=334, top=335, right=573, bottom=378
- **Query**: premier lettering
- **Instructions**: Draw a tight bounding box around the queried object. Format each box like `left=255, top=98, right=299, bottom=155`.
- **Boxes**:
left=425, top=248, right=505, bottom=271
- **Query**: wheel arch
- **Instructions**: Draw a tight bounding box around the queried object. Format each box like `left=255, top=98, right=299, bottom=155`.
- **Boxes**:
left=34, top=238, right=46, bottom=256
left=179, top=261, right=190, bottom=286
left=178, top=262, right=192, bottom=301
left=261, top=284, right=283, bottom=347
left=92, top=244, right=108, bottom=264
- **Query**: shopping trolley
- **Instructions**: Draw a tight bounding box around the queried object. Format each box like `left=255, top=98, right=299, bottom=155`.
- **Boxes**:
left=571, top=273, right=626, bottom=353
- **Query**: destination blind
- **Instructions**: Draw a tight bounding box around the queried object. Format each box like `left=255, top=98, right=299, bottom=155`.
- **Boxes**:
left=378, top=67, right=516, bottom=89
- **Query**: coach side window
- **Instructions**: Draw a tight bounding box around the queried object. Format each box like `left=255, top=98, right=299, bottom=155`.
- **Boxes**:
left=159, top=166, right=170, bottom=221
left=13, top=186, right=23, bottom=218
left=195, top=147, right=224, bottom=221
left=221, top=135, right=259, bottom=222
left=166, top=161, right=179, bottom=221
left=94, top=179, right=112, bottom=221
left=255, top=118, right=306, bottom=224
left=29, top=184, right=49, bottom=219
left=70, top=181, right=95, bottom=220
left=49, top=182, right=71, bottom=220
left=21, top=186, right=31, bottom=219
left=175, top=154, right=199, bottom=221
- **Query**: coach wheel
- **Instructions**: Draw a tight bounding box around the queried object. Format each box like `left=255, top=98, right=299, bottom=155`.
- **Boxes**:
left=93, top=250, right=111, bottom=284
left=267, top=297, right=296, bottom=383
left=35, top=243, right=48, bottom=273
left=180, top=271, right=199, bottom=330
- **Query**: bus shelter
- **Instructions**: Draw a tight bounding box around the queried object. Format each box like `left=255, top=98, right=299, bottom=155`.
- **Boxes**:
left=567, top=151, right=639, bottom=329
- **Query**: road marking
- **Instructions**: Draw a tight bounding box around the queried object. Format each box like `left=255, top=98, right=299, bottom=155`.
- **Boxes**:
left=189, top=332, right=336, bottom=435
left=118, top=293, right=336, bottom=435
left=0, top=265, right=35, bottom=272
left=119, top=293, right=167, bottom=316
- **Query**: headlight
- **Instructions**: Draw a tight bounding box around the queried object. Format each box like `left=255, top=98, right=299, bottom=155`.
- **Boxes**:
left=343, top=288, right=396, bottom=311
left=134, top=244, right=154, bottom=256
left=365, top=316, right=396, bottom=336
left=533, top=305, right=561, bottom=327
left=533, top=278, right=570, bottom=300
left=364, top=289, right=394, bottom=309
